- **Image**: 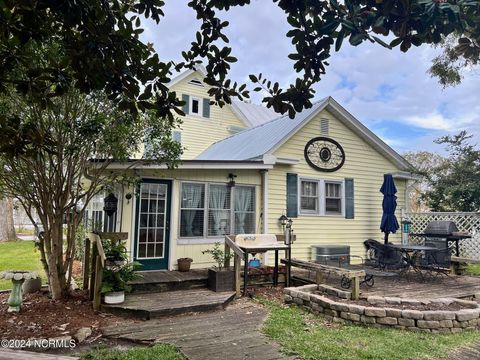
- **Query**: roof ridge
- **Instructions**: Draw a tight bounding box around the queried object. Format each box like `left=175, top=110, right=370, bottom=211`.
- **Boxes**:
left=206, top=98, right=328, bottom=148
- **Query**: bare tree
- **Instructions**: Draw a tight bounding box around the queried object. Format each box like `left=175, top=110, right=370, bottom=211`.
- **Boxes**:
left=0, top=197, right=16, bottom=241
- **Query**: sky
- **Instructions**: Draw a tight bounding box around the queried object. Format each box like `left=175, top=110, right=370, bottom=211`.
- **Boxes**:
left=141, top=0, right=480, bottom=155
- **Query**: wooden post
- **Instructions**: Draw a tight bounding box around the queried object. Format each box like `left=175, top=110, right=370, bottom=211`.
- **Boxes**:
left=224, top=242, right=231, bottom=269
left=89, top=241, right=98, bottom=300
left=234, top=254, right=241, bottom=297
left=315, top=271, right=324, bottom=285
left=83, top=238, right=91, bottom=290
left=352, top=276, right=360, bottom=300
left=93, top=256, right=103, bottom=311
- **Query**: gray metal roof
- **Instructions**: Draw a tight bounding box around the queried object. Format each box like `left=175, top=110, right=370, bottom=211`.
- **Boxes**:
left=196, top=96, right=411, bottom=171
left=231, top=101, right=279, bottom=127
left=197, top=98, right=328, bottom=161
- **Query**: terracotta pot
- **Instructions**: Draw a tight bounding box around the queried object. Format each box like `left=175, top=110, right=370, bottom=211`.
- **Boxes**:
left=177, top=258, right=193, bottom=272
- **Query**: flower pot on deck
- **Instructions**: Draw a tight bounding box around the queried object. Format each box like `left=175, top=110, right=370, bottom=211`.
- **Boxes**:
left=177, top=258, right=193, bottom=272
left=104, top=291, right=125, bottom=304
left=207, top=268, right=234, bottom=292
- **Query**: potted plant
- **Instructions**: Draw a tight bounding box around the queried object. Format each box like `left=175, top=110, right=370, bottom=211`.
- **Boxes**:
left=177, top=257, right=193, bottom=272
left=101, top=239, right=140, bottom=304
left=202, top=242, right=234, bottom=292
left=101, top=262, right=140, bottom=304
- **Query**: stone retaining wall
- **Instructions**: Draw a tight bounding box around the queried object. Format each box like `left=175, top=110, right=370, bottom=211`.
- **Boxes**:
left=284, top=284, right=480, bottom=333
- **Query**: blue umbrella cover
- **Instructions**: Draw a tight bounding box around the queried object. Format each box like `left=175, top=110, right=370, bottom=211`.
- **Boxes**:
left=380, top=174, right=399, bottom=243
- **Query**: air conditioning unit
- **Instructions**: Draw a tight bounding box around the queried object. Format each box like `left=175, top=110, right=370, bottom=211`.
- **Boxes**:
left=312, top=245, right=350, bottom=267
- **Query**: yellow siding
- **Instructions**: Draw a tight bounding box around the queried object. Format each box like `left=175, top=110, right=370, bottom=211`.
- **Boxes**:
left=169, top=72, right=247, bottom=159
left=118, top=169, right=262, bottom=269
left=269, top=109, right=407, bottom=261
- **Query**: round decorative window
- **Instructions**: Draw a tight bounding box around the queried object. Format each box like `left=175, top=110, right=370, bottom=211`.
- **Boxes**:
left=304, top=137, right=345, bottom=172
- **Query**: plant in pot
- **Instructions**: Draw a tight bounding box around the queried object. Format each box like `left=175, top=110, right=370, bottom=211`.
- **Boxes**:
left=101, top=240, right=141, bottom=304
left=202, top=242, right=233, bottom=292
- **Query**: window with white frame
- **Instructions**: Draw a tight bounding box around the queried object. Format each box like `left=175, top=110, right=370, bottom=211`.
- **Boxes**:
left=325, top=181, right=342, bottom=215
left=189, top=97, right=202, bottom=116
left=300, top=180, right=318, bottom=213
left=299, top=178, right=343, bottom=216
left=179, top=182, right=256, bottom=238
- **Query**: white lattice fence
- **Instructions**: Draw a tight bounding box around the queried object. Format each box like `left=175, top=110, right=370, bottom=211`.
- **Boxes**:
left=405, top=212, right=480, bottom=259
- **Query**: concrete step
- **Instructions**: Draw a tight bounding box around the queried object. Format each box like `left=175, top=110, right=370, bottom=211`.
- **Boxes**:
left=130, top=269, right=208, bottom=293
left=101, top=289, right=235, bottom=319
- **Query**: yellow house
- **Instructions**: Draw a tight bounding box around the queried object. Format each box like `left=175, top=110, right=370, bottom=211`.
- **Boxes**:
left=87, top=66, right=414, bottom=271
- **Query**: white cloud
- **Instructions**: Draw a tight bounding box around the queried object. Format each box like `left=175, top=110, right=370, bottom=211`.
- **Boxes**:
left=142, top=1, right=480, bottom=152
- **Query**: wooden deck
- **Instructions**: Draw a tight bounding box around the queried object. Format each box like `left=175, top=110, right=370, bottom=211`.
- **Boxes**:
left=101, top=289, right=235, bottom=319
left=130, top=269, right=208, bottom=293
left=102, top=301, right=294, bottom=360
left=294, top=269, right=480, bottom=299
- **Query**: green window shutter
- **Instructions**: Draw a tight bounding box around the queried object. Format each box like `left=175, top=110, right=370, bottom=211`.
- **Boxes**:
left=203, top=98, right=210, bottom=118
left=182, top=94, right=189, bottom=114
left=345, top=178, right=354, bottom=219
left=286, top=173, right=298, bottom=218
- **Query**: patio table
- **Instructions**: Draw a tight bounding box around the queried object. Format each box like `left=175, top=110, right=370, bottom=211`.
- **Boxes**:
left=389, top=244, right=438, bottom=276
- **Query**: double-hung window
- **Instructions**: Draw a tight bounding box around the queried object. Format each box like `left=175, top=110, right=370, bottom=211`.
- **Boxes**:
left=179, top=182, right=255, bottom=238
left=299, top=178, right=343, bottom=216
left=189, top=97, right=202, bottom=116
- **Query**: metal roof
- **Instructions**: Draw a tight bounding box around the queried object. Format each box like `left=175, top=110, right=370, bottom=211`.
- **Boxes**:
left=197, top=98, right=329, bottom=161
left=196, top=96, right=411, bottom=171
left=230, top=101, right=279, bottom=127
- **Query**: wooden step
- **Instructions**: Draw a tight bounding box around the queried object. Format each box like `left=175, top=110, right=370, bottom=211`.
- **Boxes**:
left=101, top=289, right=235, bottom=319
left=130, top=269, right=208, bottom=293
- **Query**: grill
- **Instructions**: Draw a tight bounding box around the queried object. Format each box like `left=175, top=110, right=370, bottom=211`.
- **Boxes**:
left=411, top=220, right=471, bottom=257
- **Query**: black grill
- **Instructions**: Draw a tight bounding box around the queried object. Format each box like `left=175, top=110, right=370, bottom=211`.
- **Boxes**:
left=423, top=221, right=459, bottom=237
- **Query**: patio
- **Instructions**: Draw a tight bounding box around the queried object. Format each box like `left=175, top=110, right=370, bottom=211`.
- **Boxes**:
left=293, top=268, right=480, bottom=300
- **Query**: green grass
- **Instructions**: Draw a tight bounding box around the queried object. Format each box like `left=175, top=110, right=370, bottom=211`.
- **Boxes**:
left=78, top=344, right=185, bottom=360
left=466, top=264, right=480, bottom=276
left=259, top=299, right=480, bottom=360
left=0, top=241, right=44, bottom=290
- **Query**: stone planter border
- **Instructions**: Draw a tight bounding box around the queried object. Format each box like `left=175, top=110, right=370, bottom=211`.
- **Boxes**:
left=284, top=284, right=480, bottom=333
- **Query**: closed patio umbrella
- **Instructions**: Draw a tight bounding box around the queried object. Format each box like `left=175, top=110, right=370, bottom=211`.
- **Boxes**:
left=380, top=174, right=399, bottom=244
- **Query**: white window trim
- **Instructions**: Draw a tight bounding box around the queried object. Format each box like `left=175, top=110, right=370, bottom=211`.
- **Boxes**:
left=298, top=177, right=345, bottom=217
left=178, top=181, right=256, bottom=240
left=189, top=96, right=203, bottom=117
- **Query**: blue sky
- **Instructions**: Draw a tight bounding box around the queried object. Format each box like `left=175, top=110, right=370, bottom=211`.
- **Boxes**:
left=142, top=0, right=480, bottom=154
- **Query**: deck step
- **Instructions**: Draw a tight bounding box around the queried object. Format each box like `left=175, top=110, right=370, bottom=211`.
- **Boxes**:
left=101, top=289, right=235, bottom=319
left=130, top=269, right=208, bottom=293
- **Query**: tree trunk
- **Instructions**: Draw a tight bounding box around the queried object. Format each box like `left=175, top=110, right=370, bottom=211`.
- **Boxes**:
left=0, top=197, right=16, bottom=241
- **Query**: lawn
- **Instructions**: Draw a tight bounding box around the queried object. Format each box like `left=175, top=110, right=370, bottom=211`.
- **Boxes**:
left=260, top=299, right=480, bottom=360
left=466, top=264, right=480, bottom=276
left=78, top=344, right=185, bottom=360
left=0, top=241, right=44, bottom=290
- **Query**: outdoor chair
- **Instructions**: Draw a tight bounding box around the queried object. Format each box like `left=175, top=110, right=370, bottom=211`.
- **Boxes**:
left=363, top=240, right=406, bottom=271
left=422, top=248, right=451, bottom=277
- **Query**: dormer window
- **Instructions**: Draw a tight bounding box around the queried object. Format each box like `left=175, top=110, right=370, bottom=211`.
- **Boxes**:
left=191, top=97, right=201, bottom=115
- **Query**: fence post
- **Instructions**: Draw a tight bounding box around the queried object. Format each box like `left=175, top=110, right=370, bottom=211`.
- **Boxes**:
left=89, top=241, right=98, bottom=301
left=83, top=238, right=91, bottom=290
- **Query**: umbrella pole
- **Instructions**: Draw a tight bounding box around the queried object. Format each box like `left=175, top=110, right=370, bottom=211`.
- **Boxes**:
left=384, top=232, right=389, bottom=244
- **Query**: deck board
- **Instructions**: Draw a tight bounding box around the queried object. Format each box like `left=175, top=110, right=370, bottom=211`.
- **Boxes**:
left=101, top=289, right=235, bottom=319
left=103, top=302, right=294, bottom=360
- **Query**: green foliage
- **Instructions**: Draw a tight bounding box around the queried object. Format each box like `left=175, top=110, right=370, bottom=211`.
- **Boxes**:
left=78, top=344, right=185, bottom=360
left=0, top=241, right=43, bottom=290
left=0, top=0, right=478, bottom=119
left=101, top=240, right=141, bottom=293
left=259, top=298, right=480, bottom=360
left=422, top=131, right=480, bottom=212
left=202, top=242, right=232, bottom=270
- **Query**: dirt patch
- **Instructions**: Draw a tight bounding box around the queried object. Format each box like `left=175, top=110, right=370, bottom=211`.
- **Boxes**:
left=248, top=285, right=285, bottom=303
left=0, top=290, right=130, bottom=341
left=316, top=291, right=471, bottom=311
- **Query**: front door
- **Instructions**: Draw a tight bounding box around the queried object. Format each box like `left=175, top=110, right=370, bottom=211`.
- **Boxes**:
left=134, top=180, right=171, bottom=270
